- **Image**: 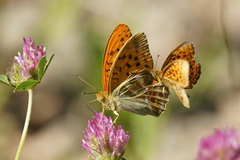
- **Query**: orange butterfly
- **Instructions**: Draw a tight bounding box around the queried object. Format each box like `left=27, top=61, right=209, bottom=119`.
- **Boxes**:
left=96, top=24, right=169, bottom=123
left=151, top=42, right=201, bottom=108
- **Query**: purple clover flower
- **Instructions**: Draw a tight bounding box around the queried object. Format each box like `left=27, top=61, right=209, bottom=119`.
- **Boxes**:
left=197, top=127, right=240, bottom=160
left=7, top=37, right=46, bottom=86
left=81, top=112, right=129, bottom=160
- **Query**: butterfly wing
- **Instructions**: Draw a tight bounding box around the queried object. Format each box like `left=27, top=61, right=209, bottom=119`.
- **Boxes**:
left=108, top=32, right=153, bottom=94
left=102, top=24, right=132, bottom=93
left=161, top=42, right=201, bottom=89
left=162, top=60, right=189, bottom=87
left=162, top=79, right=189, bottom=108
left=112, top=70, right=169, bottom=116
left=185, top=60, right=201, bottom=89
left=161, top=42, right=193, bottom=69
left=161, top=60, right=190, bottom=108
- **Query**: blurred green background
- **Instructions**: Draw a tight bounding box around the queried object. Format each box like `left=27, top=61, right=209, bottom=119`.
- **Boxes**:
left=0, top=0, right=240, bottom=159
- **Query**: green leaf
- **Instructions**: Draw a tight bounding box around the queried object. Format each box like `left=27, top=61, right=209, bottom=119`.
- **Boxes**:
left=43, top=54, right=55, bottom=77
left=0, top=75, right=13, bottom=87
left=14, top=80, right=39, bottom=92
left=38, top=55, right=47, bottom=81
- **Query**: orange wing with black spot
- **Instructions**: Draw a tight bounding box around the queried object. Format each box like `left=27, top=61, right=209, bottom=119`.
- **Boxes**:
left=162, top=60, right=189, bottom=88
left=161, top=60, right=190, bottom=107
left=108, top=32, right=153, bottom=94
left=186, top=60, right=201, bottom=89
left=102, top=24, right=132, bottom=93
left=161, top=42, right=201, bottom=89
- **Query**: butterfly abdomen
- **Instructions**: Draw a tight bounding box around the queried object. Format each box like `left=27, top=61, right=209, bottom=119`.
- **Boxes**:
left=146, top=84, right=170, bottom=116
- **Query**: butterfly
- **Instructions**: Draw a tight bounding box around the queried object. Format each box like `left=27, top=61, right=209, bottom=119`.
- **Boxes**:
left=96, top=24, right=170, bottom=124
left=151, top=42, right=201, bottom=108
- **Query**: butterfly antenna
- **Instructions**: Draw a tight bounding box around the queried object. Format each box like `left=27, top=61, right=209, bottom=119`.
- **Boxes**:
left=75, top=74, right=99, bottom=92
left=82, top=91, right=99, bottom=95
left=154, top=55, right=160, bottom=69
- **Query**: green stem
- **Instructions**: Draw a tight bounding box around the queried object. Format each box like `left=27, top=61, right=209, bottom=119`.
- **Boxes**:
left=15, top=89, right=33, bottom=160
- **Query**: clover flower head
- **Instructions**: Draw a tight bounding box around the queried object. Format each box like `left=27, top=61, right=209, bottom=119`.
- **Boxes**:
left=6, top=37, right=46, bottom=86
left=81, top=112, right=129, bottom=160
left=197, top=127, right=240, bottom=160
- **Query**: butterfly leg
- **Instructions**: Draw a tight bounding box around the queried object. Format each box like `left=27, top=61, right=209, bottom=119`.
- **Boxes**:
left=98, top=105, right=105, bottom=126
left=112, top=111, right=119, bottom=125
left=101, top=105, right=105, bottom=119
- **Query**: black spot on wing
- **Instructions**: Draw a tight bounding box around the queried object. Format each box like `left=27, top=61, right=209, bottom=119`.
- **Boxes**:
left=110, top=51, right=114, bottom=55
left=117, top=67, right=122, bottom=72
left=106, top=62, right=113, bottom=66
left=118, top=54, right=126, bottom=60
left=128, top=54, right=132, bottom=59
left=126, top=63, right=131, bottom=68
left=145, top=64, right=150, bottom=68
left=113, top=72, right=118, bottom=75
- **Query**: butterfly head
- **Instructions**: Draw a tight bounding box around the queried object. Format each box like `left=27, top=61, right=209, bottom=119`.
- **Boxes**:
left=150, top=69, right=163, bottom=84
left=96, top=91, right=106, bottom=103
left=96, top=91, right=114, bottom=111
